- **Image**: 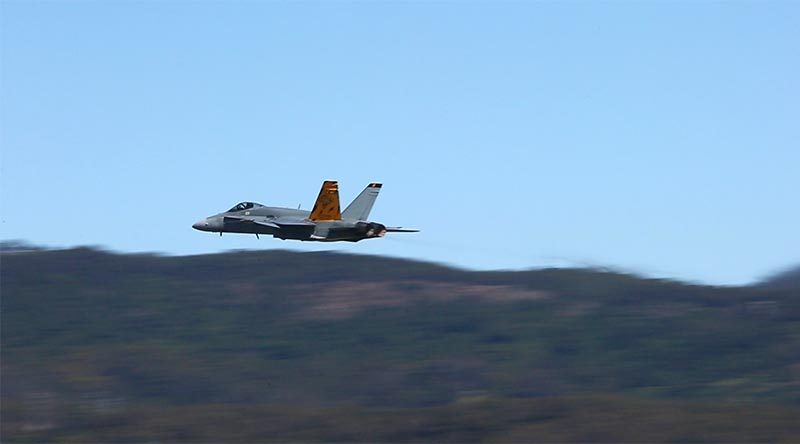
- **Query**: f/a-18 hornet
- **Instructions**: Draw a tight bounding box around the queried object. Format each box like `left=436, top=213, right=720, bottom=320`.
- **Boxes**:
left=192, top=181, right=418, bottom=242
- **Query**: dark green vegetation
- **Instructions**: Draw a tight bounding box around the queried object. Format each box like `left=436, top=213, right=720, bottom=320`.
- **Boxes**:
left=2, top=247, right=799, bottom=442
left=761, top=265, right=800, bottom=290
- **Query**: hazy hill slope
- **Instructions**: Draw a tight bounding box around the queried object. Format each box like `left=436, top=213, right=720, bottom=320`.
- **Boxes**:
left=2, top=247, right=799, bottom=442
left=760, top=265, right=800, bottom=290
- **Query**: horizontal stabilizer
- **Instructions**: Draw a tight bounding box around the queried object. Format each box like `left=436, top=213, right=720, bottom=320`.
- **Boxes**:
left=385, top=227, right=419, bottom=233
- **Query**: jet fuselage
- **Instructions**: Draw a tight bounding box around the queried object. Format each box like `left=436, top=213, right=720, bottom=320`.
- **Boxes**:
left=192, top=181, right=413, bottom=242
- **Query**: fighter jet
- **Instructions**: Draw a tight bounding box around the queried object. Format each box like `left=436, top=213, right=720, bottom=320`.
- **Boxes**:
left=192, top=181, right=418, bottom=242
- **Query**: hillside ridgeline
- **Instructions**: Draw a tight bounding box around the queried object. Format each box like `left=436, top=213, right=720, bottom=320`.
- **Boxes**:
left=2, top=247, right=799, bottom=442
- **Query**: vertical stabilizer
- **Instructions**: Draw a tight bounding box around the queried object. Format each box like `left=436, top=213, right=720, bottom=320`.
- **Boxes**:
left=309, top=180, right=342, bottom=221
left=342, top=183, right=382, bottom=221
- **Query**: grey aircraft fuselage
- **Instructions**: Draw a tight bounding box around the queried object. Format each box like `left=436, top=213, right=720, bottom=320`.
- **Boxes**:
left=192, top=181, right=417, bottom=242
left=191, top=205, right=389, bottom=241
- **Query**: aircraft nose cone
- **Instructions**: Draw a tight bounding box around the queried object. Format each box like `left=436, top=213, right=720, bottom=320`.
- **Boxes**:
left=192, top=219, right=208, bottom=231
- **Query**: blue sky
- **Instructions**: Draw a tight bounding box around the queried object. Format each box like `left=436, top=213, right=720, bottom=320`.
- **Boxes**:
left=1, top=1, right=798, bottom=285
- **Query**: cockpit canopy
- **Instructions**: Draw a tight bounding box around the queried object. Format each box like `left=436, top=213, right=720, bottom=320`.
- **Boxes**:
left=227, top=202, right=259, bottom=212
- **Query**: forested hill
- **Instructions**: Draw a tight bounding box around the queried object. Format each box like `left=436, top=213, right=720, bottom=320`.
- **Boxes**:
left=2, top=247, right=800, bottom=442
left=760, top=265, right=800, bottom=290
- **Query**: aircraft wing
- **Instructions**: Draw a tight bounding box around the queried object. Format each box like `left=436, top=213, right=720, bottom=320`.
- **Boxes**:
left=272, top=216, right=316, bottom=227
left=224, top=215, right=315, bottom=228
left=385, top=227, right=420, bottom=233
left=252, top=220, right=281, bottom=229
left=275, top=221, right=315, bottom=227
left=223, top=216, right=281, bottom=229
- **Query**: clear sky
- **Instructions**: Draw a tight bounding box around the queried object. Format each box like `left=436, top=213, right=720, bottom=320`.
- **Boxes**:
left=1, top=1, right=798, bottom=285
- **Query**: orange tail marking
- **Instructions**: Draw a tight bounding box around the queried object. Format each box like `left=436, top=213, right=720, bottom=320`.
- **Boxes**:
left=309, top=180, right=341, bottom=221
